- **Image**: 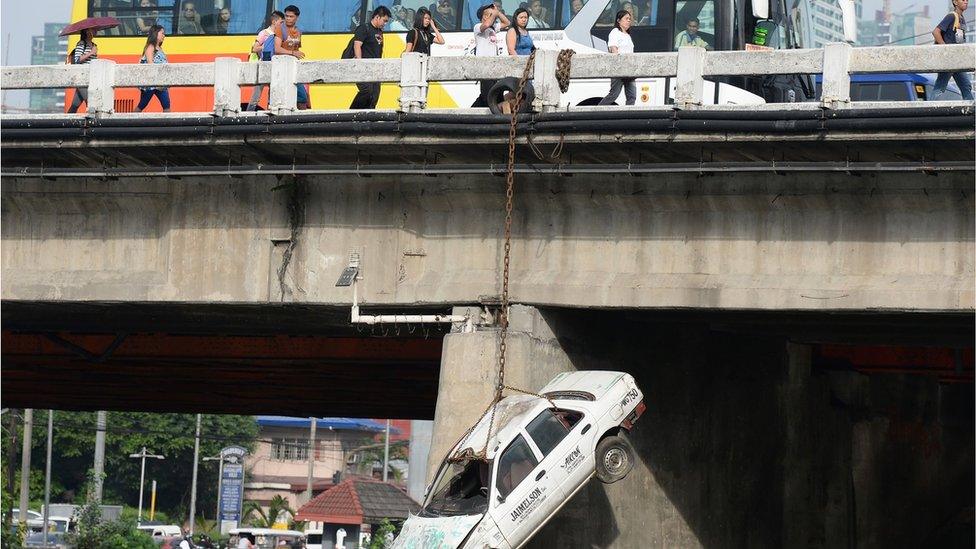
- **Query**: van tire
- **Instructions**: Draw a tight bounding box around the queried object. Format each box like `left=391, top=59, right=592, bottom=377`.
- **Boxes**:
left=595, top=433, right=635, bottom=483
left=487, top=77, right=535, bottom=115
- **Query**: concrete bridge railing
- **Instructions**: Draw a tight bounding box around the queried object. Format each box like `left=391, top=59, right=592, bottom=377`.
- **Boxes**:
left=1, top=43, right=973, bottom=115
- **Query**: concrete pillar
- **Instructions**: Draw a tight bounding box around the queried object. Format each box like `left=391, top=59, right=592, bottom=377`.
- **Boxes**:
left=530, top=48, right=562, bottom=113
left=398, top=52, right=428, bottom=113
left=269, top=55, right=298, bottom=114
left=426, top=305, right=576, bottom=482
left=86, top=59, right=116, bottom=116
left=407, top=420, right=433, bottom=502
left=675, top=46, right=705, bottom=108
left=821, top=42, right=852, bottom=108
left=213, top=57, right=242, bottom=116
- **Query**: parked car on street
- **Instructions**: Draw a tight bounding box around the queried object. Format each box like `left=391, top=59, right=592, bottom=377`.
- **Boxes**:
left=136, top=523, right=183, bottom=541
left=393, top=370, right=645, bottom=549
left=23, top=531, right=69, bottom=548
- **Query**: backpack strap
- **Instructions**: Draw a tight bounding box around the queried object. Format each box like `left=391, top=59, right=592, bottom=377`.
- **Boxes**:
left=952, top=11, right=960, bottom=30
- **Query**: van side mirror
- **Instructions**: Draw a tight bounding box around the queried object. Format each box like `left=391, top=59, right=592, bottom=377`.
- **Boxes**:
left=496, top=493, right=506, bottom=504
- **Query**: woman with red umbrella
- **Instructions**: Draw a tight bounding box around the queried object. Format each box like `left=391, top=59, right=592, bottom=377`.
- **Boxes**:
left=67, top=28, right=97, bottom=113
left=60, top=16, right=118, bottom=114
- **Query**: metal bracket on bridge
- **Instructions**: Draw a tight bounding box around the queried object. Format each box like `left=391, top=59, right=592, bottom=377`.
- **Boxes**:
left=531, top=49, right=562, bottom=113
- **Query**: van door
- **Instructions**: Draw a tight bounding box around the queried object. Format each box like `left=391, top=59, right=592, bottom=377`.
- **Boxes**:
left=524, top=407, right=595, bottom=502
left=488, top=432, right=565, bottom=546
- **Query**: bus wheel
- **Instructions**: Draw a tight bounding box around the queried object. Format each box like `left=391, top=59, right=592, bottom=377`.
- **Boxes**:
left=487, top=77, right=536, bottom=115
left=575, top=97, right=607, bottom=107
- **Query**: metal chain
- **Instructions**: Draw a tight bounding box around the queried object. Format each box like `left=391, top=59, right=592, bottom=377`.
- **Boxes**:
left=555, top=49, right=575, bottom=93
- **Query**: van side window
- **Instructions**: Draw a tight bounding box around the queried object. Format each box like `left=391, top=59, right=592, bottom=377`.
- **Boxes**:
left=496, top=434, right=539, bottom=498
left=525, top=408, right=582, bottom=457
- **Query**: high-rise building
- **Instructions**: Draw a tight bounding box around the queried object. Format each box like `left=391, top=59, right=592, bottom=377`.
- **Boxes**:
left=804, top=0, right=862, bottom=49
left=29, top=23, right=68, bottom=113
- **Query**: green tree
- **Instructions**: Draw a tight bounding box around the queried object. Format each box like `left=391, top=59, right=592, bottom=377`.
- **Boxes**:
left=350, top=439, right=408, bottom=482
left=0, top=412, right=258, bottom=520
left=242, top=495, right=294, bottom=528
left=368, top=519, right=397, bottom=549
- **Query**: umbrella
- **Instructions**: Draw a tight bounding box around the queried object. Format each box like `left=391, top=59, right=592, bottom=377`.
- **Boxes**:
left=59, top=16, right=120, bottom=37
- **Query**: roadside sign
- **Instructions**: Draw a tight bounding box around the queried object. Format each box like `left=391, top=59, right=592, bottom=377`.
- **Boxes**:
left=218, top=446, right=247, bottom=534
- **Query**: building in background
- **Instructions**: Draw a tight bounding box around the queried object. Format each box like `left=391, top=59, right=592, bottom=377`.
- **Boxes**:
left=243, top=417, right=408, bottom=519
left=803, top=0, right=862, bottom=48
left=29, top=23, right=67, bottom=113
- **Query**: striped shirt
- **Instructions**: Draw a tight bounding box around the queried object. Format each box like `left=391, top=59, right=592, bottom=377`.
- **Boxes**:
left=72, top=41, right=96, bottom=64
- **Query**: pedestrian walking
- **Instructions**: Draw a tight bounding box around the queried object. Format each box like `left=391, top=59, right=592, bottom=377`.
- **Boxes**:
left=471, top=3, right=509, bottom=107
left=404, top=7, right=445, bottom=55
left=67, top=29, right=97, bottom=113
left=245, top=10, right=285, bottom=111
left=932, top=0, right=974, bottom=100
left=599, top=10, right=636, bottom=106
left=135, top=24, right=171, bottom=112
left=274, top=5, right=310, bottom=109
left=345, top=6, right=392, bottom=109
left=506, top=8, right=534, bottom=56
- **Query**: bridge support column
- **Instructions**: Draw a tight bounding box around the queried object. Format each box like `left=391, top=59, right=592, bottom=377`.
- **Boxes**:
left=269, top=55, right=298, bottom=114
left=821, top=42, right=853, bottom=108
left=675, top=46, right=705, bottom=108
left=86, top=59, right=116, bottom=116
left=531, top=49, right=562, bottom=113
left=213, top=57, right=242, bottom=116
left=398, top=52, right=428, bottom=113
left=426, top=305, right=577, bottom=481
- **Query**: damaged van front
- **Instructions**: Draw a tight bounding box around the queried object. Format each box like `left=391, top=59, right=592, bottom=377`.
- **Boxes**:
left=392, top=458, right=507, bottom=549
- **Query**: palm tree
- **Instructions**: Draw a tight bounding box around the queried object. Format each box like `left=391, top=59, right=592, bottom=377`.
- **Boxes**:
left=242, top=495, right=295, bottom=528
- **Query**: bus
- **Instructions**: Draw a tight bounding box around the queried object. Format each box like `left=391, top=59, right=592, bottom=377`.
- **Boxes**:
left=71, top=0, right=851, bottom=112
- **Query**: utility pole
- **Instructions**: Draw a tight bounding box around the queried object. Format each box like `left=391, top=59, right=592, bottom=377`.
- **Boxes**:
left=382, top=420, right=391, bottom=482
left=92, top=411, right=107, bottom=502
left=128, top=447, right=164, bottom=524
left=42, top=411, right=54, bottom=547
left=188, top=414, right=202, bottom=535
left=18, top=409, right=33, bottom=526
left=305, top=417, right=316, bottom=502
left=5, top=409, right=18, bottom=531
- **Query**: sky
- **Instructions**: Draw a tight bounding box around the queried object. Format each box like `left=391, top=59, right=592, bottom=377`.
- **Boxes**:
left=0, top=0, right=962, bottom=108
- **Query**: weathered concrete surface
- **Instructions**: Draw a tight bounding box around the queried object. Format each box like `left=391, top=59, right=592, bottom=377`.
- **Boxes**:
left=427, top=307, right=974, bottom=548
left=2, top=172, right=972, bottom=311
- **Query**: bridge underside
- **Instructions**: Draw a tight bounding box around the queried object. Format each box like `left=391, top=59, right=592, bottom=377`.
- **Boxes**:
left=3, top=301, right=972, bottom=418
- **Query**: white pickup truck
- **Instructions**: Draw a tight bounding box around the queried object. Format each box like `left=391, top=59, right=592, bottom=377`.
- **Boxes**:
left=393, top=370, right=645, bottom=549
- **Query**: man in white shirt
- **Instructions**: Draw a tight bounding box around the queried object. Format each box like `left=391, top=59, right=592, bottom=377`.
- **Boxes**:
left=471, top=3, right=510, bottom=107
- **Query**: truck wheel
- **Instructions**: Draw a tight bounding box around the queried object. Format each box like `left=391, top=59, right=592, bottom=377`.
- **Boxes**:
left=595, top=433, right=635, bottom=484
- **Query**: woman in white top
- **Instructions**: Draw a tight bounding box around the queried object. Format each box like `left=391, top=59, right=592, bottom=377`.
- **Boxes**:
left=599, top=10, right=636, bottom=106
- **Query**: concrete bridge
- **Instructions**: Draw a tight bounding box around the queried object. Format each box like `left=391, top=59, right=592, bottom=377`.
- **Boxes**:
left=2, top=44, right=974, bottom=547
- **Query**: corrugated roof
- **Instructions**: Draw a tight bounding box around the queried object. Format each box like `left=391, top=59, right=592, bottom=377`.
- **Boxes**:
left=296, top=479, right=420, bottom=524
left=255, top=416, right=395, bottom=433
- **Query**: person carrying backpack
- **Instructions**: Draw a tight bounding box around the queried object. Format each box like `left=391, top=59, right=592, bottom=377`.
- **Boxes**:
left=344, top=6, right=392, bottom=109
left=272, top=5, right=309, bottom=109
left=932, top=0, right=973, bottom=100
left=245, top=10, right=284, bottom=111
left=67, top=28, right=97, bottom=113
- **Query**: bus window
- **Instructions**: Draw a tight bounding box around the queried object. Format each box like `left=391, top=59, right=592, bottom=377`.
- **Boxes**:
left=673, top=0, right=714, bottom=50
left=632, top=0, right=662, bottom=27
left=561, top=0, right=586, bottom=27
left=90, top=0, right=177, bottom=37
left=525, top=0, right=558, bottom=29
left=300, top=1, right=364, bottom=33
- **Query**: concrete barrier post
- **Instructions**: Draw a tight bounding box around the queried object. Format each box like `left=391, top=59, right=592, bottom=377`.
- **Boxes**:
left=399, top=52, right=429, bottom=113
left=213, top=57, right=242, bottom=116
left=821, top=42, right=852, bottom=108
left=675, top=46, right=705, bottom=108
left=270, top=55, right=298, bottom=114
left=87, top=59, right=116, bottom=116
left=531, top=48, right=561, bottom=113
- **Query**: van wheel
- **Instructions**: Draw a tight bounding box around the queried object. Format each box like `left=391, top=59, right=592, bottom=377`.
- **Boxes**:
left=595, top=433, right=635, bottom=483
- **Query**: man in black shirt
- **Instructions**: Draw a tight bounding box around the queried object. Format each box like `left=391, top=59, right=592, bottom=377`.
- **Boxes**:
left=348, top=6, right=392, bottom=109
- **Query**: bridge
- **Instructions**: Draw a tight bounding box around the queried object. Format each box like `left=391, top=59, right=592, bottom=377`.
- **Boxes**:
left=2, top=44, right=974, bottom=547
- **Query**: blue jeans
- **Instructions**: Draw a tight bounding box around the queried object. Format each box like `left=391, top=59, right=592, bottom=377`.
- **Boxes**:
left=137, top=88, right=171, bottom=111
left=297, top=83, right=309, bottom=106
left=934, top=71, right=974, bottom=100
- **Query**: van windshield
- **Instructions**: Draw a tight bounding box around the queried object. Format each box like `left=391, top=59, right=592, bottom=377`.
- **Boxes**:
left=421, top=459, right=490, bottom=517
